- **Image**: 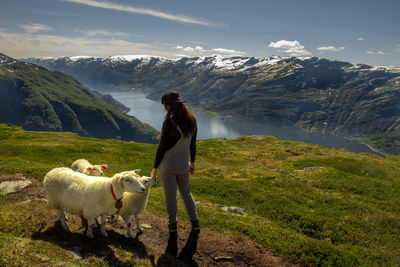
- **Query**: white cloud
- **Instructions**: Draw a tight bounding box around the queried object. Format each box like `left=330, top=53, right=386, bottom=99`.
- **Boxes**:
left=211, top=48, right=242, bottom=54
left=175, top=45, right=244, bottom=56
left=268, top=40, right=312, bottom=56
left=317, top=46, right=345, bottom=52
left=21, top=23, right=54, bottom=34
left=358, top=37, right=364, bottom=41
left=366, top=51, right=386, bottom=55
left=62, top=0, right=217, bottom=27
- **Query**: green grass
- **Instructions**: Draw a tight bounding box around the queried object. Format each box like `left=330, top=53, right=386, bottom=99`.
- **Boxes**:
left=1, top=124, right=400, bottom=266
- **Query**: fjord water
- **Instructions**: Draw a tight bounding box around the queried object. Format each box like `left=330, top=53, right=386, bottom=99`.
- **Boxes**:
left=109, top=91, right=380, bottom=155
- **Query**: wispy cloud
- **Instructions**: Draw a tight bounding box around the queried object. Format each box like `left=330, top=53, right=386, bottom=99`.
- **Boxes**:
left=269, top=40, right=311, bottom=56
left=358, top=37, right=364, bottom=41
left=21, top=23, right=54, bottom=34
left=174, top=45, right=244, bottom=56
left=366, top=51, right=385, bottom=55
left=62, top=0, right=217, bottom=27
left=0, top=30, right=169, bottom=58
left=74, top=29, right=129, bottom=38
left=317, top=46, right=345, bottom=52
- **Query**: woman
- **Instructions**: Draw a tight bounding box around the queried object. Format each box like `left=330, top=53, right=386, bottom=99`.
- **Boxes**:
left=151, top=90, right=200, bottom=233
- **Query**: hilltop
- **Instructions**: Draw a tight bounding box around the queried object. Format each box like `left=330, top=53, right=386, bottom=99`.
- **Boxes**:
left=25, top=54, right=400, bottom=155
left=0, top=53, right=158, bottom=143
left=1, top=124, right=399, bottom=266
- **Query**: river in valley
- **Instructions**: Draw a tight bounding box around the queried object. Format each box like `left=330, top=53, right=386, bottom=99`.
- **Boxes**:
left=108, top=91, right=381, bottom=156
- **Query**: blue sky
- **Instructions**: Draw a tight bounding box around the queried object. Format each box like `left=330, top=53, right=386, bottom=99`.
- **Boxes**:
left=0, top=0, right=399, bottom=66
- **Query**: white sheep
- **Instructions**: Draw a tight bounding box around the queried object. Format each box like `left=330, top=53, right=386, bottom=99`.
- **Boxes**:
left=118, top=174, right=157, bottom=238
left=72, top=159, right=107, bottom=227
left=43, top=167, right=145, bottom=239
left=71, top=159, right=107, bottom=176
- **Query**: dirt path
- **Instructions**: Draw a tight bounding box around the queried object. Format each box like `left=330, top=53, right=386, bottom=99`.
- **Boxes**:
left=108, top=210, right=294, bottom=266
left=1, top=174, right=299, bottom=267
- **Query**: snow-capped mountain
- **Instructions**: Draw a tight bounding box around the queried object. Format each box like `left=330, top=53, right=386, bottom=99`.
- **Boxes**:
left=23, top=54, right=400, bottom=155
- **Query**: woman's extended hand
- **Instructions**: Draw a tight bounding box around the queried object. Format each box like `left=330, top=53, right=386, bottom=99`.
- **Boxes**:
left=151, top=168, right=157, bottom=178
left=190, top=162, right=195, bottom=174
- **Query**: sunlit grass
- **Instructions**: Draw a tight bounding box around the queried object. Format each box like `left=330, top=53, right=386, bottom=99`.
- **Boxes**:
left=0, top=124, right=399, bottom=266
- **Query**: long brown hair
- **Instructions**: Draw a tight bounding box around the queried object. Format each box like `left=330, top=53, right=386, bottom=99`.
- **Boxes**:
left=160, top=102, right=197, bottom=139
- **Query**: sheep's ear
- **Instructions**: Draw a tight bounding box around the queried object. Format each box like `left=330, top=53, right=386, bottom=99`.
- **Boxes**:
left=101, top=164, right=108, bottom=170
left=133, top=169, right=141, bottom=174
left=87, top=167, right=92, bottom=171
left=117, top=175, right=123, bottom=184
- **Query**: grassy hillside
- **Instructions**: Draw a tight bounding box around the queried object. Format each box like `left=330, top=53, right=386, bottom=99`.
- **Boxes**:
left=0, top=124, right=400, bottom=266
left=0, top=53, right=158, bottom=143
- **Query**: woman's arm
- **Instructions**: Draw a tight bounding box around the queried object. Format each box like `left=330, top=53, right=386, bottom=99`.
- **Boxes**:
left=190, top=129, right=197, bottom=164
left=189, top=129, right=197, bottom=174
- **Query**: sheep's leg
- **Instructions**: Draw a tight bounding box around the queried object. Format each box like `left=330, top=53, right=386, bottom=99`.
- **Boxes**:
left=57, top=210, right=71, bottom=232
left=86, top=218, right=96, bottom=239
left=100, top=215, right=108, bottom=237
left=122, top=215, right=134, bottom=238
left=135, top=214, right=142, bottom=232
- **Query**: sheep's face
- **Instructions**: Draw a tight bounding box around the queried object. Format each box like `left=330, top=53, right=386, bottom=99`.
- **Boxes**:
left=86, top=166, right=103, bottom=176
left=86, top=166, right=104, bottom=176
left=119, top=174, right=145, bottom=194
left=140, top=176, right=156, bottom=189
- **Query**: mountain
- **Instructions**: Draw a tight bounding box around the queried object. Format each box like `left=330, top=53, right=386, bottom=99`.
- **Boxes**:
left=0, top=53, right=158, bottom=143
left=24, top=55, right=400, bottom=155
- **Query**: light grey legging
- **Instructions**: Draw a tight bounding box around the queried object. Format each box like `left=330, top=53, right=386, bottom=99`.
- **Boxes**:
left=159, top=129, right=198, bottom=225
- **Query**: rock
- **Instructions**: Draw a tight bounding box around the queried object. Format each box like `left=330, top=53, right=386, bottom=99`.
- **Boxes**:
left=228, top=206, right=247, bottom=216
left=69, top=248, right=82, bottom=260
left=220, top=205, right=247, bottom=216
left=214, top=256, right=234, bottom=262
left=295, top=166, right=325, bottom=172
left=141, top=223, right=152, bottom=229
left=0, top=180, right=31, bottom=195
left=220, top=205, right=229, bottom=212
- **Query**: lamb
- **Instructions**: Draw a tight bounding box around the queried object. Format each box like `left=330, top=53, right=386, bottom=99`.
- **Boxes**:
left=43, top=167, right=145, bottom=239
left=118, top=173, right=157, bottom=238
left=71, top=159, right=107, bottom=176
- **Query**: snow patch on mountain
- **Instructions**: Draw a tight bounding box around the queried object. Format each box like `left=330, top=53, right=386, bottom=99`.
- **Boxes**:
left=70, top=56, right=93, bottom=61
left=212, top=55, right=250, bottom=69
left=110, top=55, right=157, bottom=61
